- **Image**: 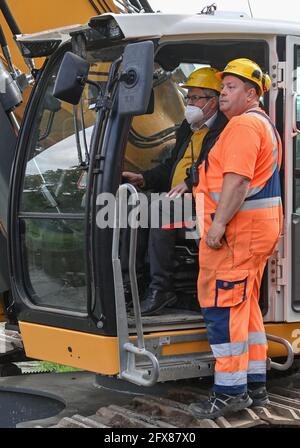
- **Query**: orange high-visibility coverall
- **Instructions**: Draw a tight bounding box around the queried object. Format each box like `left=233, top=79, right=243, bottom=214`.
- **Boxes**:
left=194, top=108, right=282, bottom=395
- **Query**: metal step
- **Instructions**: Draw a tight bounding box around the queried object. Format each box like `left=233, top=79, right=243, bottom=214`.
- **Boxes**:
left=134, top=354, right=215, bottom=382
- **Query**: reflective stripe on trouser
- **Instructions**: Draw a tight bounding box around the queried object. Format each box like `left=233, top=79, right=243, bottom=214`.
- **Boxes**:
left=201, top=260, right=268, bottom=394
left=247, top=267, right=268, bottom=384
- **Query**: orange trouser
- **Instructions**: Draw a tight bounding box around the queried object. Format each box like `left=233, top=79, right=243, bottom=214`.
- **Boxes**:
left=198, top=207, right=282, bottom=394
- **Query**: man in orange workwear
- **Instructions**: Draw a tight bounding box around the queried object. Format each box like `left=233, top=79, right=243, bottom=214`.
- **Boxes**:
left=189, top=58, right=282, bottom=419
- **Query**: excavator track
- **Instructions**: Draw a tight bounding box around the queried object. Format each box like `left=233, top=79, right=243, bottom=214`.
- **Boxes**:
left=44, top=373, right=300, bottom=428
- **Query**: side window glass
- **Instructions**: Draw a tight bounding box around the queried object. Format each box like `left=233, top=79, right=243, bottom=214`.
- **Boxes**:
left=21, top=75, right=95, bottom=215
left=19, top=53, right=111, bottom=312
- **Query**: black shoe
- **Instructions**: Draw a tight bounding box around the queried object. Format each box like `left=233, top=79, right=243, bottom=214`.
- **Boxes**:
left=248, top=386, right=270, bottom=407
left=140, top=289, right=177, bottom=316
left=189, top=392, right=253, bottom=419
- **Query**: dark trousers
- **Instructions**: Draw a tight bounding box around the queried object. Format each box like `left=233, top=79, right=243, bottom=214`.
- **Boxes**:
left=148, top=226, right=177, bottom=291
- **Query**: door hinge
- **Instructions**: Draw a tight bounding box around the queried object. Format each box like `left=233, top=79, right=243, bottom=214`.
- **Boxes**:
left=275, top=62, right=286, bottom=90
left=270, top=251, right=287, bottom=291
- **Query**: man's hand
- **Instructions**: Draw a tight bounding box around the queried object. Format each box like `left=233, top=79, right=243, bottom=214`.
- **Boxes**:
left=206, top=220, right=226, bottom=250
left=167, top=182, right=188, bottom=198
left=122, top=171, right=144, bottom=187
left=205, top=173, right=250, bottom=250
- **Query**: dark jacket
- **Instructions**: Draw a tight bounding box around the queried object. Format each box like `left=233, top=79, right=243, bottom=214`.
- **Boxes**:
left=142, top=111, right=228, bottom=192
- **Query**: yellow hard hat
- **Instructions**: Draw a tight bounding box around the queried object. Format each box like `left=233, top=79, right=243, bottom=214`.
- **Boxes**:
left=216, top=58, right=271, bottom=95
left=181, top=67, right=222, bottom=93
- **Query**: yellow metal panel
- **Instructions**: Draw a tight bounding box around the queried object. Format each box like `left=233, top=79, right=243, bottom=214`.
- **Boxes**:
left=265, top=323, right=300, bottom=357
left=152, top=323, right=300, bottom=358
left=145, top=324, right=300, bottom=358
left=19, top=321, right=300, bottom=378
left=150, top=323, right=300, bottom=358
left=19, top=323, right=211, bottom=374
left=19, top=321, right=120, bottom=375
left=145, top=329, right=211, bottom=356
left=1, top=0, right=119, bottom=70
left=161, top=340, right=211, bottom=356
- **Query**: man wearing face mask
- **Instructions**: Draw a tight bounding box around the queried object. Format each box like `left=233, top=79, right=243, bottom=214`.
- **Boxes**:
left=122, top=67, right=227, bottom=315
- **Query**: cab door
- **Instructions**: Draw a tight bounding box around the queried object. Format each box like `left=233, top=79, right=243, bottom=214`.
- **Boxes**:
left=8, top=44, right=121, bottom=339
left=285, top=36, right=300, bottom=320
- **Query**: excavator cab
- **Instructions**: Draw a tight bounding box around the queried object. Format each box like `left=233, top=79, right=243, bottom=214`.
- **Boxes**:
left=8, top=13, right=300, bottom=385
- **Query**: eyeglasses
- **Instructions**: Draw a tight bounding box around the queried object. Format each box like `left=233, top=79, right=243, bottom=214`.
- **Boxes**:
left=184, top=95, right=214, bottom=102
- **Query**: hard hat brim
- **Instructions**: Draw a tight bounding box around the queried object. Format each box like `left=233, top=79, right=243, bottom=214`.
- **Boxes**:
left=216, top=70, right=242, bottom=80
left=179, top=82, right=190, bottom=88
left=179, top=82, right=203, bottom=88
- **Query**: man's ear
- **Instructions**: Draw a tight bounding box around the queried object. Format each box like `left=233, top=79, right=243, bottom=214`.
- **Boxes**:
left=247, top=87, right=257, bottom=101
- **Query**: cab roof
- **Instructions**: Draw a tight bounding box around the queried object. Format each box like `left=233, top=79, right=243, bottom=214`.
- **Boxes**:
left=94, top=12, right=300, bottom=39
left=16, top=12, right=300, bottom=58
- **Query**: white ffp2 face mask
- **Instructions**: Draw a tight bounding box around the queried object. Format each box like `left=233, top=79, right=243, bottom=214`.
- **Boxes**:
left=184, top=98, right=212, bottom=125
left=184, top=105, right=205, bottom=124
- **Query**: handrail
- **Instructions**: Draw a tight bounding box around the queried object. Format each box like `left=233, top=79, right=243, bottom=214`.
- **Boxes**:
left=122, top=342, right=159, bottom=387
left=266, top=333, right=294, bottom=371
left=126, top=184, right=146, bottom=349
left=112, top=183, right=160, bottom=386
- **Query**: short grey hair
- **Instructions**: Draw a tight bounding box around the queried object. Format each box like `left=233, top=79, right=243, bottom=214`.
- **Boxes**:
left=202, top=87, right=219, bottom=97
